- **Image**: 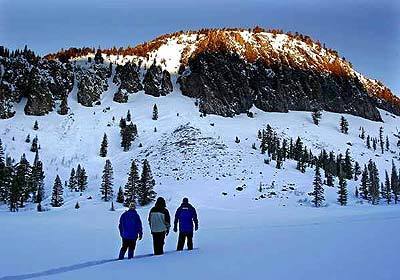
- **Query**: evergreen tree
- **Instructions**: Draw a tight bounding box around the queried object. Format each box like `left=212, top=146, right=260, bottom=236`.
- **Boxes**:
left=138, top=159, right=156, bottom=206
left=355, top=186, right=359, bottom=198
left=368, top=160, right=380, bottom=205
left=75, top=201, right=80, bottom=209
left=25, top=134, right=31, bottom=143
left=68, top=168, right=77, bottom=192
left=360, top=166, right=369, bottom=200
left=372, top=138, right=377, bottom=151
left=99, top=133, right=108, bottom=157
left=354, top=161, right=361, bottom=181
left=30, top=136, right=39, bottom=152
left=31, top=152, right=45, bottom=203
left=94, top=49, right=104, bottom=64
left=326, top=171, right=334, bottom=187
left=360, top=127, right=365, bottom=139
left=119, top=118, right=127, bottom=129
left=77, top=166, right=88, bottom=192
left=51, top=175, right=64, bottom=207
left=124, top=160, right=140, bottom=207
left=235, top=136, right=240, bottom=143
left=311, top=110, right=322, bottom=125
left=33, top=121, right=39, bottom=130
left=101, top=160, right=114, bottom=201
left=126, top=110, right=131, bottom=122
left=385, top=136, right=390, bottom=151
left=366, top=135, right=371, bottom=149
left=311, top=166, right=324, bottom=207
left=15, top=154, right=32, bottom=208
left=152, top=104, right=158, bottom=120
left=339, top=116, right=349, bottom=134
left=343, top=149, right=353, bottom=180
left=116, top=187, right=124, bottom=204
left=379, top=127, right=384, bottom=154
left=0, top=139, right=4, bottom=166
left=391, top=161, right=399, bottom=204
left=337, top=175, right=348, bottom=206
left=59, top=97, right=69, bottom=115
left=110, top=201, right=115, bottom=211
left=383, top=171, right=391, bottom=204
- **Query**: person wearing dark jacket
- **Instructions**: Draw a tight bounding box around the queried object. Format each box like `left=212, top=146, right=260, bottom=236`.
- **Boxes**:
left=148, top=197, right=171, bottom=255
left=118, top=202, right=143, bottom=259
left=173, top=198, right=198, bottom=251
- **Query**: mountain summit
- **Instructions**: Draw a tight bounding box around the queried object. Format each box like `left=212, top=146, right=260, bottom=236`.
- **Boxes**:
left=1, top=27, right=399, bottom=121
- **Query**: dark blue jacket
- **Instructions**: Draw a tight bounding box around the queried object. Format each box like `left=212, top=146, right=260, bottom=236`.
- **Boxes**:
left=119, top=209, right=143, bottom=240
left=174, top=203, right=198, bottom=233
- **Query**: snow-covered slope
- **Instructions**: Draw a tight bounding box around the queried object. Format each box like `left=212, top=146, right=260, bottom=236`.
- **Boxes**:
left=1, top=54, right=400, bottom=280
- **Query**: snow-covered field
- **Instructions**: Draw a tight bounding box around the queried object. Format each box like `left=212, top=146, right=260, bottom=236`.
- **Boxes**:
left=1, top=80, right=400, bottom=279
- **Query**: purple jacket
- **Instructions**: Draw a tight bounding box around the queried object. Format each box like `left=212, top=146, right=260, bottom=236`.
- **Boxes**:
left=119, top=209, right=143, bottom=240
left=174, top=203, right=198, bottom=233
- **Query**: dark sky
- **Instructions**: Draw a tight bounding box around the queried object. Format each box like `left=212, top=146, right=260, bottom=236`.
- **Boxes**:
left=1, top=0, right=399, bottom=94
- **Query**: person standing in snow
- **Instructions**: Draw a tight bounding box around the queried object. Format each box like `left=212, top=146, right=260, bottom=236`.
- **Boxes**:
left=118, top=202, right=143, bottom=259
left=148, top=197, right=171, bottom=255
left=173, top=198, right=199, bottom=250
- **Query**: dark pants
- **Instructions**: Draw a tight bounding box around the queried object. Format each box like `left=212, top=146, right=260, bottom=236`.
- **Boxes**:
left=119, top=238, right=137, bottom=259
left=152, top=232, right=166, bottom=255
left=177, top=232, right=193, bottom=251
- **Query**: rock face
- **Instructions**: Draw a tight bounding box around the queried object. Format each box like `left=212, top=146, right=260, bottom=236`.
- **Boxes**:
left=113, top=62, right=143, bottom=103
left=76, top=64, right=109, bottom=107
left=143, top=64, right=173, bottom=97
left=0, top=50, right=74, bottom=117
left=179, top=52, right=383, bottom=121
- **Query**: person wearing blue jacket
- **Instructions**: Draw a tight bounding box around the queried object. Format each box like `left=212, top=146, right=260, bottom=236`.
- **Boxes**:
left=173, top=198, right=199, bottom=251
left=118, top=202, right=143, bottom=259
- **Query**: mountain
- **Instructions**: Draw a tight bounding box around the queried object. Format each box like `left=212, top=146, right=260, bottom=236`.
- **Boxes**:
left=1, top=28, right=399, bottom=121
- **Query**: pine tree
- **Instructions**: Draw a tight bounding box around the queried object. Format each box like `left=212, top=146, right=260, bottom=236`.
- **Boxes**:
left=94, top=49, right=104, bottom=64
left=372, top=138, right=377, bottom=151
left=343, top=149, right=353, bottom=179
left=379, top=127, right=384, bottom=154
left=0, top=139, right=4, bottom=166
left=119, top=118, right=127, bottom=129
left=51, top=175, right=64, bottom=207
left=75, top=201, right=80, bottom=209
left=68, top=168, right=77, bottom=192
left=126, top=110, right=131, bottom=122
left=360, top=166, right=369, bottom=200
left=101, top=160, right=114, bottom=201
left=77, top=165, right=88, bottom=192
left=337, top=175, right=348, bottom=206
left=366, top=135, right=371, bottom=149
left=116, top=187, right=124, bottom=204
left=391, top=161, right=399, bottom=204
left=326, top=171, right=334, bottom=187
left=368, top=160, right=380, bottom=205
left=152, top=104, right=158, bottom=120
left=354, top=161, right=361, bottom=181
left=360, top=127, right=365, bottom=139
left=235, top=136, right=240, bottom=143
left=138, top=159, right=156, bottom=206
left=339, top=116, right=349, bottom=134
left=311, top=110, right=322, bottom=125
left=25, top=134, right=31, bottom=143
left=99, top=133, right=108, bottom=157
left=30, top=136, right=39, bottom=152
left=355, top=186, right=359, bottom=198
left=110, top=201, right=115, bottom=211
left=32, top=152, right=45, bottom=203
left=311, top=166, right=324, bottom=207
left=33, top=121, right=39, bottom=130
left=124, top=160, right=140, bottom=207
left=15, top=154, right=32, bottom=208
left=59, top=97, right=69, bottom=115
left=383, top=171, right=391, bottom=204
left=385, top=136, right=390, bottom=151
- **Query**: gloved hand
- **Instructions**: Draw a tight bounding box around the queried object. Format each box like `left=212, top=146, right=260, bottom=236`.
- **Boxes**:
left=173, top=226, right=177, bottom=233
left=195, top=224, right=199, bottom=231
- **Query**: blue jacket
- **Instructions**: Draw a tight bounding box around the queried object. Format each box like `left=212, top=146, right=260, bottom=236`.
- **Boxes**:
left=119, top=209, right=143, bottom=240
left=174, top=203, right=198, bottom=233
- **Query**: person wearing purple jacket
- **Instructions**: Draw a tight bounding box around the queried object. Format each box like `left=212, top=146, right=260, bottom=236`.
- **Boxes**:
left=118, top=202, right=143, bottom=259
left=173, top=198, right=199, bottom=251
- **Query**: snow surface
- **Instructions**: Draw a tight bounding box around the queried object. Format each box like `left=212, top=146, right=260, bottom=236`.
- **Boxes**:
left=0, top=77, right=400, bottom=279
